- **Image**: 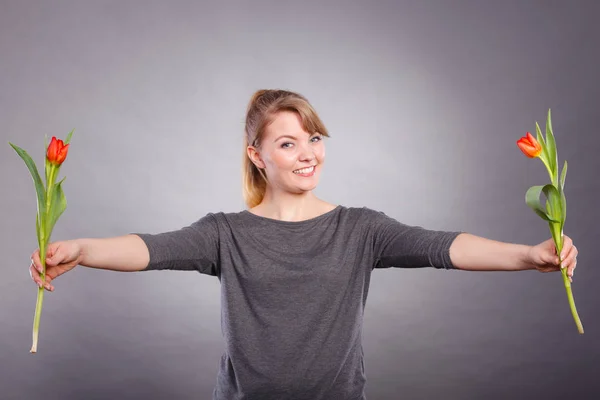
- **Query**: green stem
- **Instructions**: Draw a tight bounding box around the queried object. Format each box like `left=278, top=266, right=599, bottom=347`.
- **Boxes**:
left=31, top=164, right=57, bottom=353
left=561, top=265, right=584, bottom=334
left=31, top=232, right=47, bottom=353
left=551, top=225, right=583, bottom=334
left=30, top=286, right=44, bottom=353
left=540, top=156, right=555, bottom=186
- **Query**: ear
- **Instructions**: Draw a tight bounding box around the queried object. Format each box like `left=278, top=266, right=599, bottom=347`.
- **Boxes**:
left=247, top=146, right=266, bottom=169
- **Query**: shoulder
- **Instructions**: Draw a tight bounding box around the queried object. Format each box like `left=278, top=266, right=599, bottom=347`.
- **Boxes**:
left=338, top=205, right=391, bottom=220
left=333, top=206, right=400, bottom=231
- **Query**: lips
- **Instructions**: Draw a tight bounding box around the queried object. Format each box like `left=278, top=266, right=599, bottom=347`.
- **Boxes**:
left=293, top=165, right=316, bottom=174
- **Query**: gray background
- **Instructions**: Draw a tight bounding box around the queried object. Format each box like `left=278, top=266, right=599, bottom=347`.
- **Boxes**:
left=1, top=0, right=599, bottom=399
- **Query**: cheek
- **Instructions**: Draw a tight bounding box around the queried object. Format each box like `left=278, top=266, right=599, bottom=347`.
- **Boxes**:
left=266, top=151, right=295, bottom=170
left=316, top=145, right=325, bottom=162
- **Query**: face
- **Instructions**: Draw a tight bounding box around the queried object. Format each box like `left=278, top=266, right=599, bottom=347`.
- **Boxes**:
left=248, top=111, right=325, bottom=195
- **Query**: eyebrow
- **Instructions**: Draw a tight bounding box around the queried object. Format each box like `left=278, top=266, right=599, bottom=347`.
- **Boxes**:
left=274, top=135, right=297, bottom=143
left=273, top=133, right=319, bottom=143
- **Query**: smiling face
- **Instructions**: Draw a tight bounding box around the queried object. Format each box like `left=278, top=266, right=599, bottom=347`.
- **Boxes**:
left=248, top=110, right=325, bottom=195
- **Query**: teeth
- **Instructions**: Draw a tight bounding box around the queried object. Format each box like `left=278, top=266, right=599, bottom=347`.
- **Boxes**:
left=293, top=166, right=314, bottom=174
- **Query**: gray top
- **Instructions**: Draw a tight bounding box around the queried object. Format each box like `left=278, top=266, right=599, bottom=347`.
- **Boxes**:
left=135, top=205, right=463, bottom=400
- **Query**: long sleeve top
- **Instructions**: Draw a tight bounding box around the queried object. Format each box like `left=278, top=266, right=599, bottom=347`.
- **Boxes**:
left=135, top=205, right=463, bottom=400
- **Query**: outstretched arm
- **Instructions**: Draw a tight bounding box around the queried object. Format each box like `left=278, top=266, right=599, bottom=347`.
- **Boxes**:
left=449, top=233, right=577, bottom=281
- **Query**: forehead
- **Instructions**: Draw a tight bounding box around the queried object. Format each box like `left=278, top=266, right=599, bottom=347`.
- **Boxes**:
left=264, top=111, right=310, bottom=139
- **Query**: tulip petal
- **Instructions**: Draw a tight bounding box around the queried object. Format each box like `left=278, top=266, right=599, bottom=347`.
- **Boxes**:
left=517, top=137, right=540, bottom=158
left=526, top=131, right=536, bottom=144
left=46, top=135, right=70, bottom=166
left=56, top=143, right=69, bottom=164
left=47, top=137, right=59, bottom=164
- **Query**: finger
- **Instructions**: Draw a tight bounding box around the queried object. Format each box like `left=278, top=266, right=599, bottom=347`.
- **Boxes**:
left=38, top=263, right=54, bottom=290
left=559, top=242, right=572, bottom=262
left=45, top=244, right=63, bottom=267
left=31, top=250, right=44, bottom=274
left=43, top=270, right=53, bottom=282
left=30, top=258, right=55, bottom=291
left=568, top=259, right=576, bottom=280
left=564, top=235, right=573, bottom=248
left=561, top=245, right=578, bottom=269
left=29, top=264, right=43, bottom=288
left=40, top=274, right=53, bottom=291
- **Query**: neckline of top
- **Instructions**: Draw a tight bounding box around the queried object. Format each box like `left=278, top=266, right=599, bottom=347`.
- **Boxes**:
left=241, top=205, right=342, bottom=226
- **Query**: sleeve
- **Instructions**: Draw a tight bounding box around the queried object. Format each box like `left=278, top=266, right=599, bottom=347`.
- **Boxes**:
left=367, top=209, right=464, bottom=270
left=133, top=213, right=220, bottom=275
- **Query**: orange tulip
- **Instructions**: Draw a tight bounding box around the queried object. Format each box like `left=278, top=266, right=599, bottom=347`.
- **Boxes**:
left=46, top=136, right=69, bottom=165
left=517, top=132, right=542, bottom=158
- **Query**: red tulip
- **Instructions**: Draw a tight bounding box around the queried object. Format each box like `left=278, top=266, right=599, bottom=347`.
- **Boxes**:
left=10, top=130, right=75, bottom=353
left=46, top=136, right=69, bottom=165
left=516, top=132, right=542, bottom=158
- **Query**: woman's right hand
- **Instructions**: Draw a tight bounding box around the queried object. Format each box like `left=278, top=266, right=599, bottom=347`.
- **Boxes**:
left=30, top=240, right=83, bottom=291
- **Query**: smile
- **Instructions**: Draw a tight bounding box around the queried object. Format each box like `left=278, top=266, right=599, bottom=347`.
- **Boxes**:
left=293, top=165, right=316, bottom=175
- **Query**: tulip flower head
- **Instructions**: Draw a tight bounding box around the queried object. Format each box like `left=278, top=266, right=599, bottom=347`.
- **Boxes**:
left=46, top=136, right=70, bottom=166
left=517, top=132, right=542, bottom=158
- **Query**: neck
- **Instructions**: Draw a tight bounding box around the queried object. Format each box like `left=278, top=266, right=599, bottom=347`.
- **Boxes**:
left=252, top=188, right=329, bottom=222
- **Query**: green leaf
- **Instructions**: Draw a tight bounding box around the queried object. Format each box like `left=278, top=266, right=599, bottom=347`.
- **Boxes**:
left=560, top=160, right=567, bottom=191
left=64, top=129, right=74, bottom=145
left=9, top=142, right=47, bottom=220
left=543, top=183, right=562, bottom=221
left=46, top=177, right=68, bottom=239
left=45, top=157, right=51, bottom=186
left=545, top=109, right=558, bottom=181
left=561, top=189, right=567, bottom=225
left=546, top=108, right=553, bottom=137
left=534, top=122, right=550, bottom=163
left=35, top=214, right=41, bottom=250
left=525, top=184, right=561, bottom=223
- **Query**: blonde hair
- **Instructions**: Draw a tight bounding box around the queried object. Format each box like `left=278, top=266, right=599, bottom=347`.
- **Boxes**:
left=242, top=89, right=330, bottom=208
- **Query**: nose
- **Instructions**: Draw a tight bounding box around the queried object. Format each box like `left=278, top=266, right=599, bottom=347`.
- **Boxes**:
left=298, top=143, right=315, bottom=162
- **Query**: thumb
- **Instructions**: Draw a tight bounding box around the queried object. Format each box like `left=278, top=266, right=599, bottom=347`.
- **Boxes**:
left=46, top=244, right=63, bottom=266
left=545, top=249, right=560, bottom=265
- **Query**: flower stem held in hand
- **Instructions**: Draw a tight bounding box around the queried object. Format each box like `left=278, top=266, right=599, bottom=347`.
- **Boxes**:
left=517, top=110, right=583, bottom=334
left=10, top=132, right=73, bottom=352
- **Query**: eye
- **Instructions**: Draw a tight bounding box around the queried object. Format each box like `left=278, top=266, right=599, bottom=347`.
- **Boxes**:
left=281, top=142, right=293, bottom=149
left=311, top=134, right=323, bottom=143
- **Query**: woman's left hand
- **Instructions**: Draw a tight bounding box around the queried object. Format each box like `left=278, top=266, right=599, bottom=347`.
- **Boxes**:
left=528, top=235, right=578, bottom=282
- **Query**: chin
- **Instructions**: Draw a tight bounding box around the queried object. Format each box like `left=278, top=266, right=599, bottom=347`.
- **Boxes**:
left=301, top=181, right=320, bottom=192
left=288, top=180, right=319, bottom=194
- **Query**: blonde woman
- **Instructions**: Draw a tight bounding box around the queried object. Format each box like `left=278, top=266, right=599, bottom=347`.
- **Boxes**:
left=30, top=89, right=578, bottom=400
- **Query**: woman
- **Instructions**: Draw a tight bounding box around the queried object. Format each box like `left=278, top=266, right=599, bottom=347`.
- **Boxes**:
left=29, top=89, right=578, bottom=400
